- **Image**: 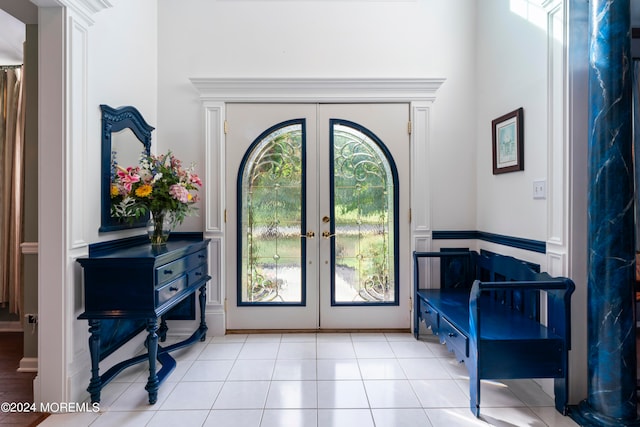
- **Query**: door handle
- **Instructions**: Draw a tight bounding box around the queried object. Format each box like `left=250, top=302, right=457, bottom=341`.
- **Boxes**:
left=322, top=231, right=336, bottom=239
left=300, top=231, right=315, bottom=239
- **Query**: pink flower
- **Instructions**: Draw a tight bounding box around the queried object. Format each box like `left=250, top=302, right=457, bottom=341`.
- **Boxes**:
left=116, top=166, right=140, bottom=193
left=190, top=173, right=202, bottom=187
left=169, top=184, right=190, bottom=203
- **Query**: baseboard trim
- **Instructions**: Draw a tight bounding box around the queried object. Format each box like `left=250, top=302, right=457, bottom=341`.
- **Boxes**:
left=17, top=357, right=38, bottom=372
left=205, top=309, right=226, bottom=337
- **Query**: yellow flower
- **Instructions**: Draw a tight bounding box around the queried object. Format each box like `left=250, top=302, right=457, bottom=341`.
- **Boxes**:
left=188, top=193, right=193, bottom=202
left=110, top=184, right=120, bottom=198
left=135, top=184, right=153, bottom=198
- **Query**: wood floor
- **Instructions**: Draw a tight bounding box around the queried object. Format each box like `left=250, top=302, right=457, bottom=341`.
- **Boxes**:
left=0, top=332, right=48, bottom=427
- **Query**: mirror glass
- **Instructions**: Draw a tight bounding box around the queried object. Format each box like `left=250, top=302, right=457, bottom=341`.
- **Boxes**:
left=112, top=128, right=144, bottom=170
left=99, top=105, right=154, bottom=232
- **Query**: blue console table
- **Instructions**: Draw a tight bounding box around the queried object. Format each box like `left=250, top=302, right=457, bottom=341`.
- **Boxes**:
left=77, top=236, right=211, bottom=404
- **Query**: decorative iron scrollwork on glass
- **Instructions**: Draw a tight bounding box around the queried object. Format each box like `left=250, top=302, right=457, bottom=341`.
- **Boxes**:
left=331, top=122, right=397, bottom=304
left=238, top=121, right=305, bottom=305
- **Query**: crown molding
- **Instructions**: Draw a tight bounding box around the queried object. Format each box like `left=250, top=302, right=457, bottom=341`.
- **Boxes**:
left=190, top=77, right=446, bottom=103
left=31, top=0, right=112, bottom=25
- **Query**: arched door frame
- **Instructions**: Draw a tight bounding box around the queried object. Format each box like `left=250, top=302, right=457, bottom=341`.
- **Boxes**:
left=190, top=77, right=445, bottom=334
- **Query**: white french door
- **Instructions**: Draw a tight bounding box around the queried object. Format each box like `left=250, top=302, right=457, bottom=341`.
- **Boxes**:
left=225, top=103, right=410, bottom=330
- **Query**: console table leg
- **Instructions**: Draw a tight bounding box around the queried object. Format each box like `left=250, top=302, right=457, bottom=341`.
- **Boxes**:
left=144, top=318, right=160, bottom=404
left=87, top=319, right=102, bottom=403
left=158, top=316, right=168, bottom=343
left=198, top=285, right=208, bottom=341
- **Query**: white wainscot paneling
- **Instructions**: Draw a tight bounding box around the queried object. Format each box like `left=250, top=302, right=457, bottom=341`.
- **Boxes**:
left=203, top=102, right=225, bottom=234
left=546, top=249, right=566, bottom=278
left=205, top=236, right=225, bottom=336
left=68, top=14, right=88, bottom=249
left=411, top=101, right=433, bottom=234
left=546, top=0, right=567, bottom=250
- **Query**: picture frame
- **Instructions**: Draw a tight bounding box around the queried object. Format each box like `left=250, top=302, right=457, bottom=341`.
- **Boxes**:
left=492, top=107, right=524, bottom=174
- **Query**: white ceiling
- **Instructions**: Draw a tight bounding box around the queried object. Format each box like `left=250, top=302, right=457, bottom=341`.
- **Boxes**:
left=0, top=7, right=24, bottom=65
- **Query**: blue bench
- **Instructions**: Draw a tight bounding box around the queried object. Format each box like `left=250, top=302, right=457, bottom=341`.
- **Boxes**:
left=413, top=250, right=575, bottom=417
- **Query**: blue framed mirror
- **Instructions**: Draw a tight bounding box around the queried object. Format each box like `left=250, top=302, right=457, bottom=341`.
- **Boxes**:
left=99, top=105, right=154, bottom=232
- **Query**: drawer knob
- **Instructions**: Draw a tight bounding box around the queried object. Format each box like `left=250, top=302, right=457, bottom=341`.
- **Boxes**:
left=448, top=333, right=456, bottom=338
left=195, top=272, right=202, bottom=276
left=164, top=269, right=173, bottom=275
left=169, top=286, right=179, bottom=292
left=198, top=254, right=205, bottom=259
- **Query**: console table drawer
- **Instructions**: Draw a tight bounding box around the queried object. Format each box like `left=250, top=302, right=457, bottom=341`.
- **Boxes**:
left=440, top=316, right=469, bottom=359
left=420, top=301, right=439, bottom=331
left=156, top=249, right=207, bottom=285
left=156, top=276, right=188, bottom=307
left=188, top=263, right=207, bottom=285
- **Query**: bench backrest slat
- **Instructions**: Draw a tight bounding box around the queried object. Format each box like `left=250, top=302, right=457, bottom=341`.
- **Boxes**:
left=439, top=248, right=477, bottom=289
left=476, top=251, right=543, bottom=321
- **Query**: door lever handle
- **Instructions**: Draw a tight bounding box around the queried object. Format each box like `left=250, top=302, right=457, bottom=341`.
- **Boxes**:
left=322, top=231, right=336, bottom=239
left=300, top=231, right=315, bottom=239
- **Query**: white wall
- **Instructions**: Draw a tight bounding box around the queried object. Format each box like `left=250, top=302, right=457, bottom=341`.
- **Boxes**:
left=156, top=0, right=479, bottom=232
left=475, top=1, right=549, bottom=242
left=86, top=0, right=158, bottom=242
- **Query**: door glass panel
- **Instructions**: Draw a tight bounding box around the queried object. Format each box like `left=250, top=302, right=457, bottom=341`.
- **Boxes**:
left=331, top=121, right=398, bottom=305
left=238, top=121, right=305, bottom=305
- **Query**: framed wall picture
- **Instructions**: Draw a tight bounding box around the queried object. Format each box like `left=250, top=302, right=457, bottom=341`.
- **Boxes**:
left=492, top=107, right=524, bottom=174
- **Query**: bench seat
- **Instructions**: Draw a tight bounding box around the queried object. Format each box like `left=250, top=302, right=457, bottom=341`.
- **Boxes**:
left=417, top=289, right=564, bottom=341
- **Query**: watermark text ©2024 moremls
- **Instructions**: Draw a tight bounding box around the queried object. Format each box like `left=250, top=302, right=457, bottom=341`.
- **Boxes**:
left=1, top=401, right=100, bottom=413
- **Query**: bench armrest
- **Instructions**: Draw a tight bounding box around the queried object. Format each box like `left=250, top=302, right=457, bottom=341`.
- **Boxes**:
left=470, top=279, right=574, bottom=292
left=469, top=278, right=575, bottom=348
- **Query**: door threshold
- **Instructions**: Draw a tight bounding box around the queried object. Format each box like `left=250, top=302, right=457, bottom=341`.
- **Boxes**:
left=225, top=328, right=411, bottom=335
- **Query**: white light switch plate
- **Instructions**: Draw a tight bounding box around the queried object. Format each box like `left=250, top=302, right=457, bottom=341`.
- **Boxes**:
left=533, top=180, right=546, bottom=199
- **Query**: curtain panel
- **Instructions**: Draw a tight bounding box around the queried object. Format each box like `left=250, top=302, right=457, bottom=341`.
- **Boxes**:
left=0, top=65, right=25, bottom=315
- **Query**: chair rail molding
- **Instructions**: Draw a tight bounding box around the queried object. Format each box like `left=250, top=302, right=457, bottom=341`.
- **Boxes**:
left=20, top=242, right=38, bottom=255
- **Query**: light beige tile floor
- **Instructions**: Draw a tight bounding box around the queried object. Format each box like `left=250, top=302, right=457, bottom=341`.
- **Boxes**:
left=37, top=332, right=579, bottom=427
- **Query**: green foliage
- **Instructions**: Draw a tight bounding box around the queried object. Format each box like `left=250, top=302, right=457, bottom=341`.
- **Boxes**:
left=241, top=124, right=395, bottom=302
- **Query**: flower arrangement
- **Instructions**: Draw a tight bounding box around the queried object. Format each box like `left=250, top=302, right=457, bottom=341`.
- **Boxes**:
left=110, top=150, right=202, bottom=243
